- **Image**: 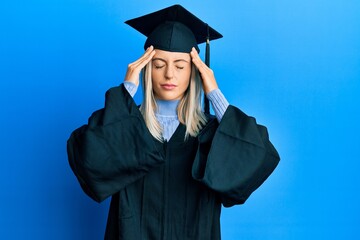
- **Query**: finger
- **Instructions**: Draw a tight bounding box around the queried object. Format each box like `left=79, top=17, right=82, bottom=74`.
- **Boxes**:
left=129, top=46, right=154, bottom=67
left=137, top=49, right=156, bottom=70
left=190, top=48, right=208, bottom=71
left=128, top=49, right=156, bottom=76
left=190, top=47, right=217, bottom=93
left=124, top=47, right=155, bottom=84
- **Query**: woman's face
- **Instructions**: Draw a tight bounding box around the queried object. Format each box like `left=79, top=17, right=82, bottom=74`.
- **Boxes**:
left=151, top=49, right=192, bottom=101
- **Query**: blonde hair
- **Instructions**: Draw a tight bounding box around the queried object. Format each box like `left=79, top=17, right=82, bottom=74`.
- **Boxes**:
left=139, top=63, right=207, bottom=141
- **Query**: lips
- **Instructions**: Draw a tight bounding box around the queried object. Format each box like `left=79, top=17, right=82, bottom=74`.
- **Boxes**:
left=161, top=84, right=177, bottom=90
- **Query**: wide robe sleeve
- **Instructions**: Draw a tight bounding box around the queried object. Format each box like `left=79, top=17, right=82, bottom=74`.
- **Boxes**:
left=67, top=84, right=164, bottom=203
left=192, top=105, right=280, bottom=207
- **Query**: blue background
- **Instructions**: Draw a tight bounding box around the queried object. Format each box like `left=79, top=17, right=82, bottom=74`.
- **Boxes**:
left=1, top=0, right=359, bottom=239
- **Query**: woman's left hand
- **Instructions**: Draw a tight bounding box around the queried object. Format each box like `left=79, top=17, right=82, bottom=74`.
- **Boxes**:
left=190, top=47, right=218, bottom=94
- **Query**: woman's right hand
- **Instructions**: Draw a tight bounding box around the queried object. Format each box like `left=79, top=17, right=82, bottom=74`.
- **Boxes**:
left=124, top=46, right=156, bottom=87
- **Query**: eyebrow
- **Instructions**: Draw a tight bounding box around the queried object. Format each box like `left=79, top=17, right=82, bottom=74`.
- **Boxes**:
left=152, top=58, right=189, bottom=63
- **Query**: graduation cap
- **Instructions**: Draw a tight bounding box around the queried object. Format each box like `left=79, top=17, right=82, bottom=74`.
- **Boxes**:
left=125, top=4, right=223, bottom=113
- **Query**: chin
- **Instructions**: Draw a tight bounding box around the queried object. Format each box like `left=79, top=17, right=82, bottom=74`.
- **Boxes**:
left=156, top=94, right=182, bottom=101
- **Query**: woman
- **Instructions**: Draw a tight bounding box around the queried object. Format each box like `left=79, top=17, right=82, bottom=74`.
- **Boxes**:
left=67, top=5, right=280, bottom=240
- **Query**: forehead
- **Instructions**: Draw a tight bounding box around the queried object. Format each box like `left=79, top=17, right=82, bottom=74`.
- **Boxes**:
left=153, top=49, right=191, bottom=61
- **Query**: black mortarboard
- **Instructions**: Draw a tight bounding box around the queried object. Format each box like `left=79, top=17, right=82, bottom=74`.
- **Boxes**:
left=125, top=4, right=222, bottom=53
left=125, top=4, right=223, bottom=113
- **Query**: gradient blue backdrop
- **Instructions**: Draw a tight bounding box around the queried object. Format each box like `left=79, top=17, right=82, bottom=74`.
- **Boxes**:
left=1, top=0, right=359, bottom=239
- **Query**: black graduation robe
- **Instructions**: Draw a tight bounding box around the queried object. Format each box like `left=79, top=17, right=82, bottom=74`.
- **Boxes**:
left=67, top=84, right=280, bottom=240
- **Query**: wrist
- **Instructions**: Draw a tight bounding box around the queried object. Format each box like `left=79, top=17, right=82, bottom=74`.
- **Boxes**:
left=124, top=79, right=139, bottom=86
left=204, top=82, right=218, bottom=94
left=123, top=81, right=138, bottom=97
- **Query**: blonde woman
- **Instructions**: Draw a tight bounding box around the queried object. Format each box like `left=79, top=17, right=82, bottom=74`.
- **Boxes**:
left=67, top=5, right=280, bottom=240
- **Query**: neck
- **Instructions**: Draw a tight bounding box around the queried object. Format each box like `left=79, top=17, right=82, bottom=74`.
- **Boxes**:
left=155, top=99, right=179, bottom=117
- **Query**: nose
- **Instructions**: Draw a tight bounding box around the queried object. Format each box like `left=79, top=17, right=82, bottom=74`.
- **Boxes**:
left=165, top=65, right=174, bottom=80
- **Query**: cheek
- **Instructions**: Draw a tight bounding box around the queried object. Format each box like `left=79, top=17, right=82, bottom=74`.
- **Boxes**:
left=151, top=70, right=160, bottom=82
left=179, top=70, right=191, bottom=86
